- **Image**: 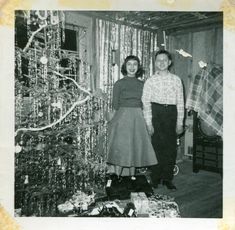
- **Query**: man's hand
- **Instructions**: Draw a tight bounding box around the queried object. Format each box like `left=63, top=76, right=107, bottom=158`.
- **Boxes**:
left=105, top=110, right=115, bottom=122
left=147, top=124, right=154, bottom=136
left=176, top=124, right=184, bottom=135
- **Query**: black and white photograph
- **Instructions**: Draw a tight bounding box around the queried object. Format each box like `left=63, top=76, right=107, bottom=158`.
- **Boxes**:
left=13, top=10, right=223, bottom=219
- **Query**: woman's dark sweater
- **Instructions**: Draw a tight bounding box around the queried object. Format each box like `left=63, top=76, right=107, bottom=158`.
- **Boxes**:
left=112, top=76, right=144, bottom=110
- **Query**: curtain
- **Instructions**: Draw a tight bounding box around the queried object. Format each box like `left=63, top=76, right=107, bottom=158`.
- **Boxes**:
left=95, top=18, right=158, bottom=108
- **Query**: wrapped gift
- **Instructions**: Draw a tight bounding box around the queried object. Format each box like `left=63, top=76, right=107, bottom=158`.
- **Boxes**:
left=57, top=190, right=95, bottom=215
left=130, top=192, right=149, bottom=216
left=130, top=192, right=141, bottom=214
left=138, top=192, right=149, bottom=214
left=148, top=197, right=180, bottom=218
left=57, top=201, right=74, bottom=214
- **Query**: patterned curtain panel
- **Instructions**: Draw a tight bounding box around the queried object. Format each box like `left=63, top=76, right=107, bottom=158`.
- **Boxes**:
left=95, top=18, right=158, bottom=107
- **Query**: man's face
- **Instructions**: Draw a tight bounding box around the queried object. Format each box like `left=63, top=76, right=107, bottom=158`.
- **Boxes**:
left=155, top=53, right=171, bottom=71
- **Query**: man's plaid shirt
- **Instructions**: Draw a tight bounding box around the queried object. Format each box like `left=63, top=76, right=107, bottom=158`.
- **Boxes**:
left=142, top=72, right=184, bottom=127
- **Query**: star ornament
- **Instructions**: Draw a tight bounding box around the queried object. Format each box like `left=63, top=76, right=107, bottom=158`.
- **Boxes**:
left=175, top=49, right=192, bottom=58
left=198, top=60, right=207, bottom=68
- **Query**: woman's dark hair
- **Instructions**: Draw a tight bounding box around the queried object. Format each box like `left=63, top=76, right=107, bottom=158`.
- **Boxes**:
left=121, top=55, right=144, bottom=78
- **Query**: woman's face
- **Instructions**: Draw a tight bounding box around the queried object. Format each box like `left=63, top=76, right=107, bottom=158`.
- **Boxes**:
left=155, top=53, right=171, bottom=71
left=126, top=59, right=139, bottom=77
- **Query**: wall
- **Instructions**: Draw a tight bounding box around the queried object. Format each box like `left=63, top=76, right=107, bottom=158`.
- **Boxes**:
left=167, top=24, right=223, bottom=159
left=65, top=12, right=97, bottom=90
left=168, top=25, right=222, bottom=96
left=65, top=11, right=93, bottom=65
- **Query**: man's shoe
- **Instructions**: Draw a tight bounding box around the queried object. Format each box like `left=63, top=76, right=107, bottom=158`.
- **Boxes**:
left=162, top=180, right=177, bottom=190
left=152, top=183, right=159, bottom=189
left=151, top=179, right=161, bottom=189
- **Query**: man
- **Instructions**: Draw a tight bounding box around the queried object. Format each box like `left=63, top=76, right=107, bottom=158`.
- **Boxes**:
left=142, top=50, right=184, bottom=190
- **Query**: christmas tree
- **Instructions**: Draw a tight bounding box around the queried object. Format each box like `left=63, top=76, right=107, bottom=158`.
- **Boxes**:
left=15, top=10, right=108, bottom=217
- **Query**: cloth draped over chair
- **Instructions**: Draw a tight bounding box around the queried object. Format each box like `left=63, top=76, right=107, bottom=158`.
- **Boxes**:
left=186, top=64, right=223, bottom=137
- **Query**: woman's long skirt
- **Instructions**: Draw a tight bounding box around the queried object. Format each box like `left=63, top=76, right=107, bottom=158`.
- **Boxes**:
left=107, top=107, right=158, bottom=168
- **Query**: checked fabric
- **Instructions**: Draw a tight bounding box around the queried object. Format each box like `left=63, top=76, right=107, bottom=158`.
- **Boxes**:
left=186, top=64, right=223, bottom=137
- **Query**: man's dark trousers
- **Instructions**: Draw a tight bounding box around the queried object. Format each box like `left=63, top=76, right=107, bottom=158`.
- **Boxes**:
left=150, top=102, right=177, bottom=184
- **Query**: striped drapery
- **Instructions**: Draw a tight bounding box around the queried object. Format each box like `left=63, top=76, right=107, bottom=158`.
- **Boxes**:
left=95, top=18, right=158, bottom=107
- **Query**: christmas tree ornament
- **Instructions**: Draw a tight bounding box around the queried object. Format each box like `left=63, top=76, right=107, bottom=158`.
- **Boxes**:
left=57, top=157, right=62, bottom=166
left=36, top=10, right=48, bottom=21
left=63, top=136, right=73, bottom=145
left=24, top=175, right=29, bottom=184
left=50, top=10, right=59, bottom=25
left=38, top=111, right=43, bottom=117
left=35, top=143, right=45, bottom=151
left=40, top=56, right=48, bottom=65
left=15, top=145, right=22, bottom=153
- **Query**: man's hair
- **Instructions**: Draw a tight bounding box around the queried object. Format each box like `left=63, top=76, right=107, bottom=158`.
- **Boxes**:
left=155, top=50, right=172, bottom=61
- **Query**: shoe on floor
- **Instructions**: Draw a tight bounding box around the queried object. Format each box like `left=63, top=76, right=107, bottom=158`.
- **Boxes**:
left=162, top=180, right=177, bottom=190
left=151, top=179, right=161, bottom=189
left=152, top=183, right=159, bottom=189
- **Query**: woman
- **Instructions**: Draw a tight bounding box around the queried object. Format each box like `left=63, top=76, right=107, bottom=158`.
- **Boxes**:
left=107, top=55, right=158, bottom=179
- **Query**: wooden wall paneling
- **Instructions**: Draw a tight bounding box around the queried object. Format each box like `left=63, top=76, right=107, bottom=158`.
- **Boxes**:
left=168, top=33, right=192, bottom=160
left=184, top=32, right=194, bottom=158
left=191, top=30, right=206, bottom=77
left=168, top=33, right=189, bottom=160
left=214, top=26, right=223, bottom=65
left=167, top=24, right=223, bottom=161
left=191, top=29, right=215, bottom=77
left=169, top=33, right=192, bottom=95
left=169, top=25, right=222, bottom=96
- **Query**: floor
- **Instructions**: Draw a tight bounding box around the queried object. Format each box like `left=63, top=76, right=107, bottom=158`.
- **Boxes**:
left=152, top=158, right=223, bottom=218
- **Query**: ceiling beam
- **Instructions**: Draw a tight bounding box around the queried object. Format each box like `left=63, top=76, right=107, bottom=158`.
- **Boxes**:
left=166, top=18, right=222, bottom=35
left=78, top=11, right=158, bottom=33
left=69, top=11, right=222, bottom=33
left=161, top=14, right=222, bottom=31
